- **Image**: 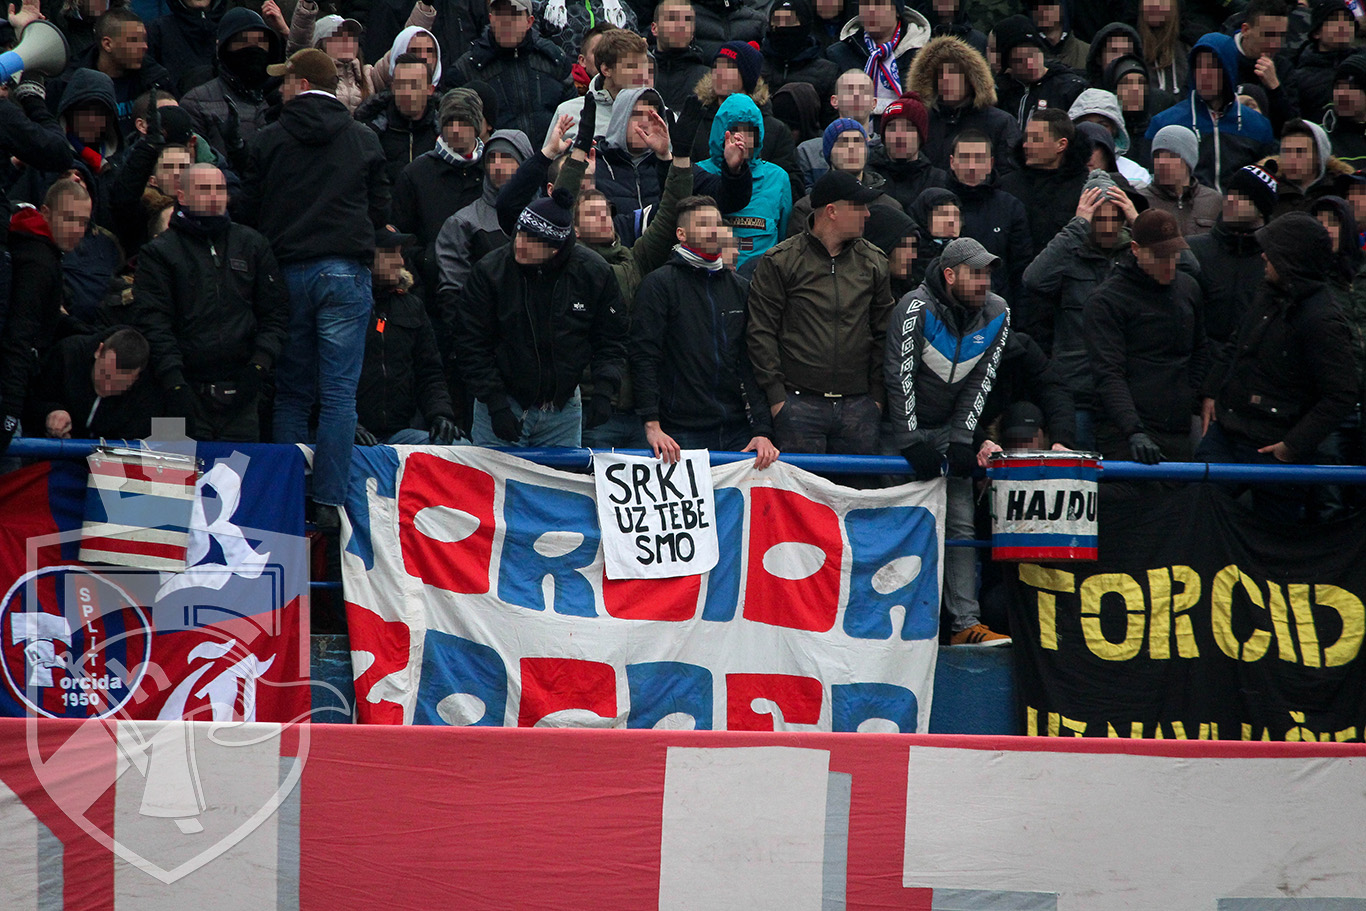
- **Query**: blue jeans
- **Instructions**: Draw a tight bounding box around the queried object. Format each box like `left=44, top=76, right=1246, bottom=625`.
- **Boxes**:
left=273, top=258, right=372, bottom=507
left=382, top=428, right=472, bottom=446
left=470, top=390, right=582, bottom=447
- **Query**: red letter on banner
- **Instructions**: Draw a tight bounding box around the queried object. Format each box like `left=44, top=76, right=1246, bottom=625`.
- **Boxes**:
left=602, top=575, right=701, bottom=621
left=345, top=604, right=411, bottom=724
left=725, top=673, right=823, bottom=730
left=743, top=487, right=842, bottom=631
left=398, top=454, right=495, bottom=594
left=518, top=657, right=618, bottom=726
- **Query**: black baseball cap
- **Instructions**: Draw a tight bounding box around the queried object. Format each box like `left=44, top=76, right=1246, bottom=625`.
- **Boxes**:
left=810, top=170, right=883, bottom=209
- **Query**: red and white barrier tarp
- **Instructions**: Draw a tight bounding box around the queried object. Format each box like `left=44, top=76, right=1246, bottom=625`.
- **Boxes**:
left=3, top=720, right=1366, bottom=910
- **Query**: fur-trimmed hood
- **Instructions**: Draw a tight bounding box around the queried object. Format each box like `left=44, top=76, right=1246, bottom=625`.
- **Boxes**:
left=694, top=72, right=771, bottom=108
left=907, top=35, right=996, bottom=110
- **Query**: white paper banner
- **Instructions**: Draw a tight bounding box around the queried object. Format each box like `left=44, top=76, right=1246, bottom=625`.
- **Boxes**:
left=594, top=450, right=719, bottom=579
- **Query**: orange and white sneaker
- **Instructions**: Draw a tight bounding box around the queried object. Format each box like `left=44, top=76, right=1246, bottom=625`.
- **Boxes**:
left=949, top=624, right=1012, bottom=647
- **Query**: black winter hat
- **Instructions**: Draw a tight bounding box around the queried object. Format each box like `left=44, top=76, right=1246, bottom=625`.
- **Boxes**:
left=517, top=188, right=575, bottom=249
left=1334, top=51, right=1366, bottom=89
left=1310, top=0, right=1352, bottom=34
left=1226, top=163, right=1279, bottom=221
left=864, top=205, right=918, bottom=256
left=993, top=15, right=1048, bottom=56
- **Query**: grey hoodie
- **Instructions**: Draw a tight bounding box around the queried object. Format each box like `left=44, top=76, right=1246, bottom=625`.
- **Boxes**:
left=434, top=128, right=534, bottom=346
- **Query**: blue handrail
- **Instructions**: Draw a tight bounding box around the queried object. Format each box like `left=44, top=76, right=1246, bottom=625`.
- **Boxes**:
left=13, top=438, right=1366, bottom=484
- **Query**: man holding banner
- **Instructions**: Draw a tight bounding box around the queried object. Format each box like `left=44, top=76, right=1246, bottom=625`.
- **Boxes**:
left=886, top=236, right=1011, bottom=646
left=633, top=194, right=779, bottom=466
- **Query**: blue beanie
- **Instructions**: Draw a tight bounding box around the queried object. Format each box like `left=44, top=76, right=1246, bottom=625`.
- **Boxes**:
left=823, top=117, right=867, bottom=162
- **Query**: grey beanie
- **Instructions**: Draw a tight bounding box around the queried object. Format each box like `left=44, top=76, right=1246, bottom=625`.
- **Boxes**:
left=1151, top=125, right=1199, bottom=173
left=1083, top=167, right=1117, bottom=192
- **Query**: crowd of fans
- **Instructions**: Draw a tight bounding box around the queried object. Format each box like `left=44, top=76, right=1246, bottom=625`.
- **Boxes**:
left=2, top=0, right=1364, bottom=645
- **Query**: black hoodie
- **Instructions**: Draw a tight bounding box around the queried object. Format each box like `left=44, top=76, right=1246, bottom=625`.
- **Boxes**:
left=1205, top=213, right=1359, bottom=456
left=236, top=92, right=391, bottom=264
left=997, top=127, right=1093, bottom=252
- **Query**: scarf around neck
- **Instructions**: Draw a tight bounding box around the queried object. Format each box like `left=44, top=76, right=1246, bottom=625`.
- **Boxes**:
left=434, top=136, right=484, bottom=168
left=863, top=23, right=903, bottom=96
left=674, top=243, right=723, bottom=272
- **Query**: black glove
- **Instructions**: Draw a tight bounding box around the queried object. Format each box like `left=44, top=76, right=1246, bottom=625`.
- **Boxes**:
left=901, top=442, right=943, bottom=480
left=354, top=424, right=379, bottom=447
left=670, top=95, right=703, bottom=159
left=946, top=442, right=977, bottom=478
left=144, top=98, right=166, bottom=147
left=0, top=413, right=18, bottom=456
left=574, top=92, right=596, bottom=153
left=235, top=362, right=265, bottom=402
left=165, top=385, right=198, bottom=437
left=583, top=394, right=613, bottom=431
left=1128, top=432, right=1163, bottom=465
left=211, top=102, right=248, bottom=172
left=428, top=415, right=461, bottom=445
left=490, top=406, right=523, bottom=443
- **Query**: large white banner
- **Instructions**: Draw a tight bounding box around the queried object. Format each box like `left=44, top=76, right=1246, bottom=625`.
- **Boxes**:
left=340, top=447, right=945, bottom=730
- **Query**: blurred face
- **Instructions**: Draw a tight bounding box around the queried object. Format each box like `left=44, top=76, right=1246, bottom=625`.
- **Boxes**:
left=1334, top=81, right=1366, bottom=120
left=625, top=99, right=657, bottom=153
left=91, top=344, right=141, bottom=397
left=829, top=130, right=868, bottom=174
left=833, top=72, right=875, bottom=123
left=950, top=139, right=992, bottom=186
left=1193, top=51, right=1224, bottom=105
left=1350, top=185, right=1366, bottom=225
left=489, top=3, right=533, bottom=48
left=930, top=203, right=960, bottom=237
left=890, top=236, right=917, bottom=279
left=1008, top=45, right=1046, bottom=84
left=281, top=74, right=308, bottom=102
left=604, top=52, right=650, bottom=94
left=71, top=104, right=110, bottom=145
left=939, top=61, right=969, bottom=105
left=1117, top=73, right=1147, bottom=112
left=225, top=29, right=270, bottom=51
left=1091, top=201, right=1124, bottom=246
left=407, top=34, right=438, bottom=76
left=393, top=63, right=433, bottom=119
left=732, top=124, right=759, bottom=160
left=1023, top=119, right=1064, bottom=168
left=575, top=196, right=614, bottom=244
left=442, top=118, right=479, bottom=154
left=1100, top=35, right=1134, bottom=70
left=1317, top=210, right=1345, bottom=252
left=944, top=264, right=990, bottom=305
left=514, top=232, right=557, bottom=265
left=1134, top=244, right=1179, bottom=284
left=883, top=118, right=921, bottom=159
left=1140, top=0, right=1173, bottom=27
left=1242, top=13, right=1287, bottom=58
left=653, top=2, right=695, bottom=50
left=1153, top=150, right=1191, bottom=190
left=151, top=145, right=192, bottom=194
left=859, top=0, right=898, bottom=40
left=321, top=30, right=359, bottom=62
left=43, top=196, right=92, bottom=253
left=487, top=151, right=519, bottom=189
left=771, top=8, right=800, bottom=27
left=1319, top=10, right=1355, bottom=50
left=1032, top=2, right=1061, bottom=30
left=1223, top=190, right=1260, bottom=226
left=178, top=167, right=228, bottom=217
left=103, top=21, right=147, bottom=71
left=712, top=58, right=744, bottom=97
left=827, top=200, right=870, bottom=241
left=677, top=205, right=723, bottom=257
left=931, top=0, right=959, bottom=19
left=372, top=246, right=406, bottom=285
left=718, top=224, right=739, bottom=268
left=1280, top=133, right=1318, bottom=184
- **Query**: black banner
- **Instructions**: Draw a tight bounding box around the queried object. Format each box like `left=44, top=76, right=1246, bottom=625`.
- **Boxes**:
left=1008, top=484, right=1366, bottom=742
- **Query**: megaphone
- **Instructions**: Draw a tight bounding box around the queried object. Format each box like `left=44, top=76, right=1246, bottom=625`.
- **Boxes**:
left=0, top=20, right=70, bottom=84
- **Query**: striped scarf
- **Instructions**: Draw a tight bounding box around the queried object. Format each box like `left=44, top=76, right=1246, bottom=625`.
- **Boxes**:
left=863, top=23, right=903, bottom=96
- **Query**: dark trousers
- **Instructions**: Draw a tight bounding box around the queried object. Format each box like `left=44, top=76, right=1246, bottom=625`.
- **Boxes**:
left=191, top=388, right=261, bottom=442
left=669, top=419, right=754, bottom=452
left=1194, top=422, right=1311, bottom=524
left=772, top=390, right=880, bottom=455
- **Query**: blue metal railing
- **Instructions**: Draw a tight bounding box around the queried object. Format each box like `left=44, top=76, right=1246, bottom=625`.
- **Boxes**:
left=10, top=439, right=1366, bottom=578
